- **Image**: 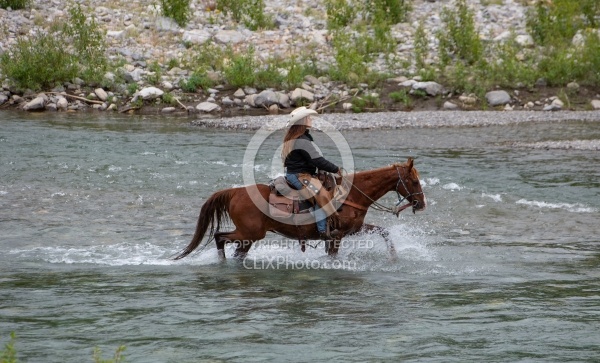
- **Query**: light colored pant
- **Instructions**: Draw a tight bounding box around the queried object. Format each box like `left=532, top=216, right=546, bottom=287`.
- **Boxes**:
left=285, top=173, right=327, bottom=233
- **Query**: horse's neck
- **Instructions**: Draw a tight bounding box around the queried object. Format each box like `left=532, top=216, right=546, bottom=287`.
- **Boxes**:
left=348, top=166, right=398, bottom=207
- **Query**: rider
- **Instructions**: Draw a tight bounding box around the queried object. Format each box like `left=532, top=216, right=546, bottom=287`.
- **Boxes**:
left=281, top=106, right=342, bottom=240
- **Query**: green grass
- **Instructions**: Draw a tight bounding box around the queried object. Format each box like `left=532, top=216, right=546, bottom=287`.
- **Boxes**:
left=0, top=0, right=29, bottom=9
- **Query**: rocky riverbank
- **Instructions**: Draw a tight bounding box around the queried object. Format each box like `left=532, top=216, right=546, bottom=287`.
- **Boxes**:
left=1, top=0, right=600, bottom=116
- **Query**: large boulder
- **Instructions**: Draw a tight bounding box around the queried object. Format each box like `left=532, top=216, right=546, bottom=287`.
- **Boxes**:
left=196, top=101, right=221, bottom=113
left=291, top=88, right=314, bottom=104
left=23, top=96, right=46, bottom=111
left=138, top=87, right=164, bottom=100
left=254, top=90, right=279, bottom=108
left=412, top=81, right=444, bottom=96
left=485, top=90, right=511, bottom=106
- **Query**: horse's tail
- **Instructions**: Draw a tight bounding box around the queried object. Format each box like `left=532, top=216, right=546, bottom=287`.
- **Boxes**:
left=173, top=189, right=234, bottom=260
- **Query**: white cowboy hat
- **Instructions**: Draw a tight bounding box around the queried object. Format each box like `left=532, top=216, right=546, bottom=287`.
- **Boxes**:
left=286, top=106, right=318, bottom=127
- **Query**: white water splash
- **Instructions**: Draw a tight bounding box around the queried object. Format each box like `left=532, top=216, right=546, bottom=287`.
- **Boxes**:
left=482, top=193, right=503, bottom=202
left=6, top=223, right=436, bottom=271
left=442, top=183, right=463, bottom=191
left=516, top=199, right=598, bottom=213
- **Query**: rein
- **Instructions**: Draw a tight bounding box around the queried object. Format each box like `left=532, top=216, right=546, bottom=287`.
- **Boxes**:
left=341, top=165, right=423, bottom=216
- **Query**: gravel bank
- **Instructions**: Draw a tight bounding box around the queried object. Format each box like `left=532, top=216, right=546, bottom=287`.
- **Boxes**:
left=192, top=110, right=600, bottom=130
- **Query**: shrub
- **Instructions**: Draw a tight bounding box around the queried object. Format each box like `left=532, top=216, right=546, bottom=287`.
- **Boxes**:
left=223, top=47, right=257, bottom=88
left=0, top=0, right=29, bottom=9
left=62, top=4, right=108, bottom=84
left=389, top=90, right=410, bottom=104
left=328, top=32, right=369, bottom=86
left=526, top=0, right=599, bottom=46
left=367, top=0, right=412, bottom=25
left=437, top=0, right=483, bottom=67
left=216, top=0, right=274, bottom=30
left=0, top=32, right=79, bottom=90
left=160, top=0, right=191, bottom=27
left=180, top=72, right=214, bottom=92
left=147, top=61, right=162, bottom=85
left=325, top=0, right=357, bottom=30
left=413, top=18, right=428, bottom=71
left=351, top=94, right=380, bottom=112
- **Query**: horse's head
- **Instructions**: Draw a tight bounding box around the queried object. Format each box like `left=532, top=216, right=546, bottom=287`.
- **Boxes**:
left=394, top=158, right=426, bottom=214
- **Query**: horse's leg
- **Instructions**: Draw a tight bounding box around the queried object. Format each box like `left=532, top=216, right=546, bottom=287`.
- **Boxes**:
left=360, top=223, right=397, bottom=261
left=214, top=232, right=228, bottom=261
left=233, top=239, right=253, bottom=260
left=325, top=238, right=341, bottom=256
left=214, top=228, right=265, bottom=261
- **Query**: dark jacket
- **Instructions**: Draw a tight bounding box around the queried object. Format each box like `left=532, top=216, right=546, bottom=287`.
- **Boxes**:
left=284, top=131, right=340, bottom=175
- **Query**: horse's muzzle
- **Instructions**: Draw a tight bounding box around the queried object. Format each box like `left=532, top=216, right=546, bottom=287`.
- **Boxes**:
left=412, top=199, right=426, bottom=213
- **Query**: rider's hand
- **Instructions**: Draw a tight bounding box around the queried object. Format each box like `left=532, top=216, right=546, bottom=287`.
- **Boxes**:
left=337, top=168, right=343, bottom=177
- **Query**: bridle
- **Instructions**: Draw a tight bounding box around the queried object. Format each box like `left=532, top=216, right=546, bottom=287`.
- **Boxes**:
left=341, top=165, right=423, bottom=216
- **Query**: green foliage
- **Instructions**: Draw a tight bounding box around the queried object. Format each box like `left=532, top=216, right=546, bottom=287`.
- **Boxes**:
left=437, top=0, right=483, bottom=66
left=160, top=0, right=191, bottom=27
left=328, top=31, right=369, bottom=85
left=167, top=58, right=180, bottom=70
left=216, top=0, right=275, bottom=30
left=413, top=18, right=428, bottom=71
left=92, top=345, right=126, bottom=363
left=254, top=55, right=319, bottom=90
left=180, top=72, right=214, bottom=92
left=162, top=92, right=177, bottom=105
left=351, top=94, right=380, bottom=112
left=367, top=0, right=412, bottom=25
left=0, top=3, right=109, bottom=90
left=147, top=61, right=162, bottom=85
left=325, top=0, right=409, bottom=88
left=126, top=83, right=138, bottom=95
left=62, top=4, right=108, bottom=84
left=223, top=47, right=257, bottom=88
left=325, top=0, right=357, bottom=30
left=389, top=90, right=411, bottom=107
left=526, top=0, right=599, bottom=46
left=485, top=38, right=538, bottom=88
left=189, top=42, right=226, bottom=72
left=0, top=32, right=79, bottom=90
left=0, top=0, right=29, bottom=9
left=1, top=333, right=17, bottom=363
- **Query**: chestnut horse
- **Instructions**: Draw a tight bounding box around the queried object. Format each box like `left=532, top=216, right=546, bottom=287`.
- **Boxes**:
left=174, top=158, right=426, bottom=260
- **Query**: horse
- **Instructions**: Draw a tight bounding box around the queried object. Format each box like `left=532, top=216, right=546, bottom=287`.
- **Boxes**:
left=174, top=157, right=426, bottom=260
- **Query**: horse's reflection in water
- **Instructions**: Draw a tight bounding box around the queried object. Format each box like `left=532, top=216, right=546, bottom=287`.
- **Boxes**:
left=174, top=158, right=426, bottom=261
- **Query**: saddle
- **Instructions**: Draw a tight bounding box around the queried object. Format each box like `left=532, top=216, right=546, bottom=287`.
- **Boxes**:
left=268, top=171, right=349, bottom=219
left=268, top=176, right=311, bottom=218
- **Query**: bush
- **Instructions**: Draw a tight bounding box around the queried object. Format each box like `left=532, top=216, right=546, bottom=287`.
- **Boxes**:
left=62, top=4, right=108, bottom=85
left=160, top=0, right=191, bottom=27
left=437, top=0, right=483, bottom=67
left=0, top=0, right=29, bottom=10
left=526, top=0, right=599, bottom=46
left=216, top=0, right=274, bottom=30
left=389, top=90, right=410, bottom=105
left=223, top=47, right=257, bottom=88
left=1, top=4, right=109, bottom=90
left=180, top=72, right=214, bottom=92
left=0, top=32, right=79, bottom=90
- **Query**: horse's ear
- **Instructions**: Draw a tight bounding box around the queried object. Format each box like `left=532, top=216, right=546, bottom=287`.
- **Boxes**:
left=407, top=157, right=414, bottom=170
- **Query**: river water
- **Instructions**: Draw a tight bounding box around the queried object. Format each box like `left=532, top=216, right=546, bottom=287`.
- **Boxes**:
left=1, top=112, right=599, bottom=362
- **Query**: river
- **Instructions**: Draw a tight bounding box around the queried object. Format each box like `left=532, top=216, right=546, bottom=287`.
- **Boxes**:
left=1, top=111, right=599, bottom=362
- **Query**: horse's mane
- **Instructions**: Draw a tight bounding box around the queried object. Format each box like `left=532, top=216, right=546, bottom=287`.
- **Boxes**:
left=351, top=161, right=419, bottom=178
